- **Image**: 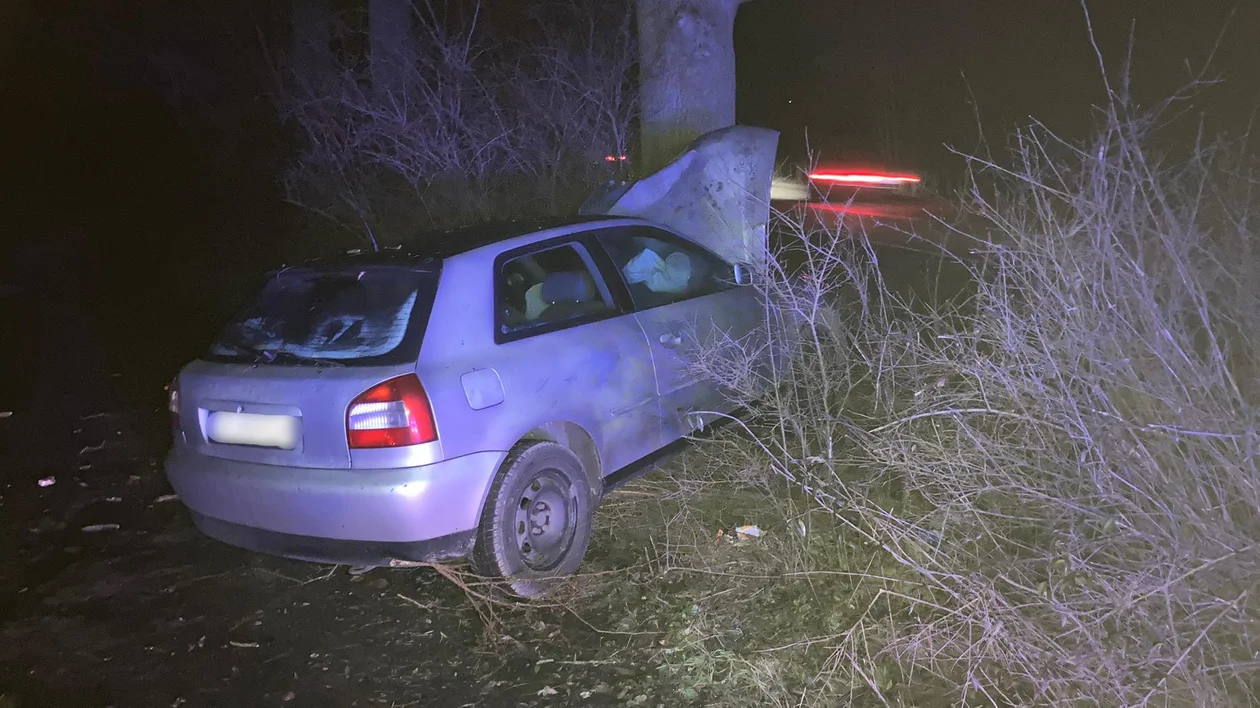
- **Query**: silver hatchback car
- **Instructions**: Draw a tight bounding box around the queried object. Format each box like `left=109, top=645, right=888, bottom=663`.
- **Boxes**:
left=165, top=216, right=763, bottom=595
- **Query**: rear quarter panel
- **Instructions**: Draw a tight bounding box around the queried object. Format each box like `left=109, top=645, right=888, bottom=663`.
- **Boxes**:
left=415, top=243, right=655, bottom=477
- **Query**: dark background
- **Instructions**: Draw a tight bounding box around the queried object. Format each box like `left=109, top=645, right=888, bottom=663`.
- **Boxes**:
left=2, top=0, right=1257, bottom=420
left=737, top=0, right=1260, bottom=171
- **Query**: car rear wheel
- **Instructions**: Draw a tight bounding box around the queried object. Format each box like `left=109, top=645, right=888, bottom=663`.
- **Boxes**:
left=471, top=441, right=593, bottom=598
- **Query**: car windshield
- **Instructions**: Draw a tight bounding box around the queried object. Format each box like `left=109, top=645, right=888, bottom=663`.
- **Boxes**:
left=207, top=266, right=436, bottom=365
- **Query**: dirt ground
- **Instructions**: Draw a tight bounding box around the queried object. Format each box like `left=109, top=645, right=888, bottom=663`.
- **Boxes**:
left=0, top=394, right=695, bottom=708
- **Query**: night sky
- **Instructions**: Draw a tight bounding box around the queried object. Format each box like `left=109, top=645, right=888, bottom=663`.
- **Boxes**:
left=737, top=0, right=1260, bottom=172
left=2, top=0, right=1258, bottom=399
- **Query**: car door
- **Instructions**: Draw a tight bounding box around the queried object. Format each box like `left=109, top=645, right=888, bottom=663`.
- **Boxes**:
left=489, top=235, right=663, bottom=475
left=592, top=225, right=760, bottom=443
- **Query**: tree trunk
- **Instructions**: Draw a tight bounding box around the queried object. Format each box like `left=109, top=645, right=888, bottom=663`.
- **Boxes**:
left=369, top=0, right=415, bottom=99
left=291, top=0, right=333, bottom=93
left=635, top=0, right=746, bottom=174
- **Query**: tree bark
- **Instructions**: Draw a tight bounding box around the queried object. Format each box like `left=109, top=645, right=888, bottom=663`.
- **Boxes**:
left=369, top=0, right=415, bottom=99
left=635, top=0, right=746, bottom=174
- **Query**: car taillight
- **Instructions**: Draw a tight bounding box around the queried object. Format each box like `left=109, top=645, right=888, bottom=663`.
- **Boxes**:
left=167, top=377, right=181, bottom=435
left=346, top=374, right=438, bottom=449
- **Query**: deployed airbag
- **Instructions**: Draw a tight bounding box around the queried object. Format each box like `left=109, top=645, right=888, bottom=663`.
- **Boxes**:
left=622, top=248, right=693, bottom=294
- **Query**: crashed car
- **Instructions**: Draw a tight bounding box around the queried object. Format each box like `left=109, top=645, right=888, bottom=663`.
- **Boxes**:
left=164, top=216, right=763, bottom=596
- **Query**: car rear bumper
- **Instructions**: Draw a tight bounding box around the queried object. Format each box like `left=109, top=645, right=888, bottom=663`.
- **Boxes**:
left=187, top=512, right=476, bottom=566
left=165, top=447, right=504, bottom=552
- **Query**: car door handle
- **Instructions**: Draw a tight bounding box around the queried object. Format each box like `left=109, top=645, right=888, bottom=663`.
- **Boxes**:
left=659, top=331, right=683, bottom=348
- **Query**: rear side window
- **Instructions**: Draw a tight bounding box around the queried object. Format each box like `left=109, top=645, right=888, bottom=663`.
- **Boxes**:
left=206, top=266, right=437, bottom=366
left=496, top=242, right=616, bottom=341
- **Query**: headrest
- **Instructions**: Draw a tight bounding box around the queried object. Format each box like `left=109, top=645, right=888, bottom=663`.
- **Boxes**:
left=541, top=271, right=596, bottom=305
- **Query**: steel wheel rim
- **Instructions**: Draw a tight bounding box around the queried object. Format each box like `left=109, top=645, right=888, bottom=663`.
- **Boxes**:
left=513, top=468, right=577, bottom=572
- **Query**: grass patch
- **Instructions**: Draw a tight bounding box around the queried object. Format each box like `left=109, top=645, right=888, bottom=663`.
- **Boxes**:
left=569, top=443, right=945, bottom=707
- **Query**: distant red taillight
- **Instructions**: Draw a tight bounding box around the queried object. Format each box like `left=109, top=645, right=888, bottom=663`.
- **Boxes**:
left=346, top=374, right=437, bottom=449
left=808, top=171, right=921, bottom=186
left=167, top=376, right=181, bottom=435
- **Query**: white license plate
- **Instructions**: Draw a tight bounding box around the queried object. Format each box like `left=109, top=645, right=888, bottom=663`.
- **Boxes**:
left=206, top=412, right=300, bottom=450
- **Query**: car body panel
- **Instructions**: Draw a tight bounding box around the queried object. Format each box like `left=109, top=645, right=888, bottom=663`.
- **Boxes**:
left=165, top=216, right=769, bottom=564
left=412, top=232, right=662, bottom=477
left=632, top=286, right=759, bottom=441
left=166, top=445, right=503, bottom=543
left=584, top=223, right=762, bottom=441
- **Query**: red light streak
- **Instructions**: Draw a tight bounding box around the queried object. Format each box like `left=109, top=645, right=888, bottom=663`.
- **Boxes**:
left=808, top=172, right=921, bottom=186
left=805, top=201, right=926, bottom=219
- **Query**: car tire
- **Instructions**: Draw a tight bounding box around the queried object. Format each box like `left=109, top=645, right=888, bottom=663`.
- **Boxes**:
left=471, top=441, right=593, bottom=598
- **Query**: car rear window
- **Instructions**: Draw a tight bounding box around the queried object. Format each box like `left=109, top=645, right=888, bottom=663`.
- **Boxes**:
left=206, top=265, right=438, bottom=366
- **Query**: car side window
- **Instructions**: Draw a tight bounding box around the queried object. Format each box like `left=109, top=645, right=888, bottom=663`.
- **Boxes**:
left=595, top=227, right=738, bottom=311
left=497, top=242, right=616, bottom=338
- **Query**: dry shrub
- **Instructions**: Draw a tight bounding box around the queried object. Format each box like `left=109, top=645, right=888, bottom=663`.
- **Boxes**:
left=270, top=0, right=636, bottom=245
left=701, top=96, right=1260, bottom=706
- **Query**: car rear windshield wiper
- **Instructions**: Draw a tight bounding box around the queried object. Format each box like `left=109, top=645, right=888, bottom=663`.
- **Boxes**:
left=210, top=342, right=261, bottom=359
left=254, top=350, right=345, bottom=368
left=212, top=343, right=344, bottom=368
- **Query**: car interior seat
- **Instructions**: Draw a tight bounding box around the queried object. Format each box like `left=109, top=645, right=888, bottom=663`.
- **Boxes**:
left=539, top=271, right=605, bottom=321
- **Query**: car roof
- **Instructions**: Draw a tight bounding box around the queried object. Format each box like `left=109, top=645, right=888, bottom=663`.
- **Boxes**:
left=421, top=215, right=628, bottom=257
left=304, top=215, right=635, bottom=269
